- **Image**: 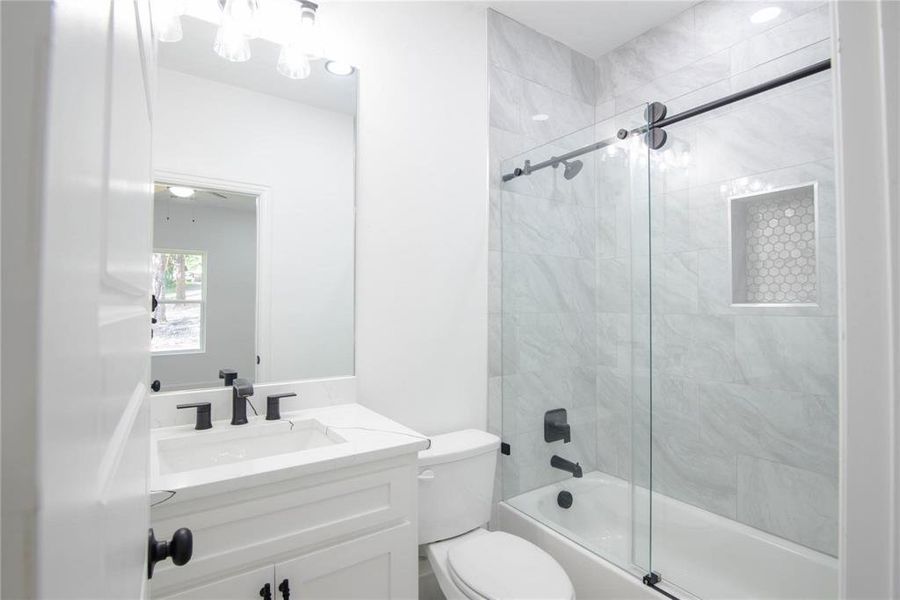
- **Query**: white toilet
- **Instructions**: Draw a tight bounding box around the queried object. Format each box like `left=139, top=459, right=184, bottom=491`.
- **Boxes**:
left=418, top=429, right=575, bottom=600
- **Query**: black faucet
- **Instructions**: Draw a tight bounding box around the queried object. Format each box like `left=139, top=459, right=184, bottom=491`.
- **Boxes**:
left=231, top=378, right=254, bottom=425
left=550, top=455, right=583, bottom=478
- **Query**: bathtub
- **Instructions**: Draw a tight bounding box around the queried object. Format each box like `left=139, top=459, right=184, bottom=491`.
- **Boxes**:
left=499, top=471, right=838, bottom=600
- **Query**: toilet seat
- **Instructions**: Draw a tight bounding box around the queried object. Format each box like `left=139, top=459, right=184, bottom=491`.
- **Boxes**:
left=444, top=531, right=574, bottom=600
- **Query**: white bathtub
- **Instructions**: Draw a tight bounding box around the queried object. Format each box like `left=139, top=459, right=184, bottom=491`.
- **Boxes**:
left=500, top=471, right=837, bottom=600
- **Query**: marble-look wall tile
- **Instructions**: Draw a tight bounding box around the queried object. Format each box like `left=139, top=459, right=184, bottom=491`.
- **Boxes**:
left=596, top=365, right=631, bottom=479
left=489, top=316, right=502, bottom=378
left=502, top=192, right=595, bottom=259
left=502, top=311, right=597, bottom=376
left=653, top=251, right=699, bottom=313
left=488, top=376, right=503, bottom=436
left=615, top=49, right=732, bottom=114
left=699, top=381, right=837, bottom=477
left=571, top=50, right=596, bottom=104
left=489, top=250, right=501, bottom=314
left=730, top=4, right=831, bottom=75
left=693, top=1, right=826, bottom=58
left=490, top=65, right=523, bottom=133
left=734, top=315, right=838, bottom=395
left=635, top=408, right=739, bottom=517
left=595, top=7, right=697, bottom=102
left=737, top=455, right=838, bottom=555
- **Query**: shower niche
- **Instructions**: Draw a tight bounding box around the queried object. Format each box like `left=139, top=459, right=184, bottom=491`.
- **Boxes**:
left=730, top=183, right=818, bottom=306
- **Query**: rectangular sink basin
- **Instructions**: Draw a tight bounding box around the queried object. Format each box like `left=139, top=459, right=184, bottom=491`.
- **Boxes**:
left=156, top=419, right=346, bottom=476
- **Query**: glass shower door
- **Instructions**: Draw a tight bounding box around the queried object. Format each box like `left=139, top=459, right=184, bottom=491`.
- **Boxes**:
left=645, top=63, right=839, bottom=600
left=497, top=104, right=653, bottom=581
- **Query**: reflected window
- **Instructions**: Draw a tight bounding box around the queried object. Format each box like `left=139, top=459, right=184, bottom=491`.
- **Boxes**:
left=152, top=250, right=205, bottom=353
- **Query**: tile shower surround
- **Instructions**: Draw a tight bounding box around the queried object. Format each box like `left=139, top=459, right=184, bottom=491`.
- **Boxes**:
left=489, top=1, right=838, bottom=556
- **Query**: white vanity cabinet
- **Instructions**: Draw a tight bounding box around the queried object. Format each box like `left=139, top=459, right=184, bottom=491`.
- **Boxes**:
left=150, top=451, right=420, bottom=600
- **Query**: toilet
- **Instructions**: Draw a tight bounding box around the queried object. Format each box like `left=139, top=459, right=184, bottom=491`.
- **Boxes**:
left=418, top=430, right=575, bottom=600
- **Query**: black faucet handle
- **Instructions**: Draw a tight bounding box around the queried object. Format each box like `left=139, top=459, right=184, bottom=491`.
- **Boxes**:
left=218, top=369, right=238, bottom=386
left=265, top=393, right=297, bottom=421
left=177, top=402, right=212, bottom=430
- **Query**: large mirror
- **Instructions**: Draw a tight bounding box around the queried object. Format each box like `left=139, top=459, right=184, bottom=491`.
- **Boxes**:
left=151, top=12, right=357, bottom=392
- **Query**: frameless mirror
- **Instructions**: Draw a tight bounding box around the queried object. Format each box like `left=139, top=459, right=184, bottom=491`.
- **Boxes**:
left=151, top=13, right=357, bottom=392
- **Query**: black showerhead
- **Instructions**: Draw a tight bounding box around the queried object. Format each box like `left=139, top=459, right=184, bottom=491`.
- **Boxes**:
left=563, top=159, right=583, bottom=180
left=553, top=157, right=583, bottom=180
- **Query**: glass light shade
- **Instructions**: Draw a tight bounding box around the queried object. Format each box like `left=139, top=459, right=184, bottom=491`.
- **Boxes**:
left=214, top=22, right=251, bottom=62
left=221, top=0, right=261, bottom=39
left=299, top=18, right=323, bottom=59
left=157, top=14, right=183, bottom=43
left=277, top=44, right=311, bottom=79
left=153, top=0, right=185, bottom=42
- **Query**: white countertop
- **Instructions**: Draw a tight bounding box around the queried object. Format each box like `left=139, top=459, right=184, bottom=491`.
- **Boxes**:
left=151, top=403, right=429, bottom=505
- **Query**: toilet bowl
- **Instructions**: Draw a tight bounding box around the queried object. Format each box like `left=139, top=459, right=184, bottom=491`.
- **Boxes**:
left=418, top=430, right=575, bottom=600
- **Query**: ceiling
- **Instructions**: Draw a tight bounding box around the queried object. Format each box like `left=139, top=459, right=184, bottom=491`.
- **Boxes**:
left=158, top=15, right=358, bottom=115
left=153, top=184, right=258, bottom=212
left=489, top=1, right=697, bottom=59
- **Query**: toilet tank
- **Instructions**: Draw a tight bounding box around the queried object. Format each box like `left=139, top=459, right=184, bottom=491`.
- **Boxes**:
left=418, top=429, right=500, bottom=545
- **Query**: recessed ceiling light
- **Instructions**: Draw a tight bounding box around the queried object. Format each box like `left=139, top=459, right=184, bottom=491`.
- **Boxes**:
left=532, top=113, right=550, bottom=121
left=325, top=61, right=355, bottom=76
left=750, top=6, right=782, bottom=24
left=169, top=186, right=195, bottom=198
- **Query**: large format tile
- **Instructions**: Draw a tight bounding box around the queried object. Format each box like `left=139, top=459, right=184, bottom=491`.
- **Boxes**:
left=502, top=192, right=595, bottom=259
left=693, top=1, right=826, bottom=58
left=502, top=311, right=597, bottom=375
left=699, top=381, right=837, bottom=477
left=736, top=455, right=838, bottom=556
left=490, top=66, right=523, bottom=133
left=734, top=315, right=837, bottom=395
left=730, top=4, right=831, bottom=75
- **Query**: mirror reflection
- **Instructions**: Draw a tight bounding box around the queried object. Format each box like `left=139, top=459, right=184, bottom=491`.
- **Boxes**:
left=151, top=14, right=357, bottom=392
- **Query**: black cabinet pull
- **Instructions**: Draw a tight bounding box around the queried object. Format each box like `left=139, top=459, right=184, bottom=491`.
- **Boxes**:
left=147, top=527, right=192, bottom=579
left=278, top=579, right=290, bottom=600
left=259, top=583, right=272, bottom=600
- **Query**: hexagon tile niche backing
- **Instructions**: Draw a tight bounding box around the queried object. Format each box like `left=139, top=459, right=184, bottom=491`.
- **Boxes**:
left=736, top=184, right=817, bottom=305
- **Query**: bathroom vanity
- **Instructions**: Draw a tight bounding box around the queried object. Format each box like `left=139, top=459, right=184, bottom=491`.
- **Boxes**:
left=149, top=404, right=427, bottom=599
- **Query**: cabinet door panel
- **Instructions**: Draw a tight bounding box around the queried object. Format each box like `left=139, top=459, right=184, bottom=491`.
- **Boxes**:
left=155, top=565, right=273, bottom=600
left=274, top=523, right=416, bottom=599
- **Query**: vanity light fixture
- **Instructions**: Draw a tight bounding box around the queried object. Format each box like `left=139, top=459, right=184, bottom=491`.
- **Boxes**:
left=277, top=0, right=322, bottom=80
left=168, top=186, right=195, bottom=198
left=325, top=61, right=355, bottom=76
left=213, top=0, right=260, bottom=62
left=749, top=6, right=782, bottom=24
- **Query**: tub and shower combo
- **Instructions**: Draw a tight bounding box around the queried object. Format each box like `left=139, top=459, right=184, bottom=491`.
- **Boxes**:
left=491, top=4, right=839, bottom=598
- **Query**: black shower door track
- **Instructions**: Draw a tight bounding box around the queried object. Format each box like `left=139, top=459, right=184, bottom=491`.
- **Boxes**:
left=501, top=58, right=832, bottom=182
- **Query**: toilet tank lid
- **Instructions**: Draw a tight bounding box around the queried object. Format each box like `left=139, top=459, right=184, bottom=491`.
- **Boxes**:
left=419, top=429, right=500, bottom=467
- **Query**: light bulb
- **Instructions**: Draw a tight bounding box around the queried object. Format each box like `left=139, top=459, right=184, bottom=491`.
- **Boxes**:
left=214, top=21, right=251, bottom=62
left=168, top=186, right=195, bottom=198
left=277, top=44, right=311, bottom=79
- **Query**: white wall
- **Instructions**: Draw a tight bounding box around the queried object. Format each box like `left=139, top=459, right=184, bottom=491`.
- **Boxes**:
left=319, top=3, right=489, bottom=436
left=154, top=69, right=355, bottom=382
left=152, top=198, right=257, bottom=389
